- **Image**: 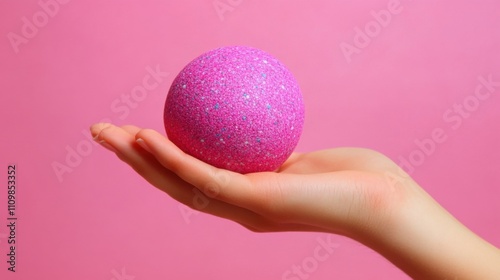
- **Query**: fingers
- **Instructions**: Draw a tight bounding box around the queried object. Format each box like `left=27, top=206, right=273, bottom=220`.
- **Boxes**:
left=135, top=129, right=338, bottom=223
left=134, top=129, right=348, bottom=226
left=90, top=123, right=383, bottom=234
left=134, top=129, right=268, bottom=209
left=133, top=129, right=343, bottom=222
left=90, top=123, right=402, bottom=236
left=90, top=123, right=323, bottom=232
left=121, top=124, right=142, bottom=135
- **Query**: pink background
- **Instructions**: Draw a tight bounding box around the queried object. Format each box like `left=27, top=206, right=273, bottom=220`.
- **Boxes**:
left=1, top=1, right=499, bottom=279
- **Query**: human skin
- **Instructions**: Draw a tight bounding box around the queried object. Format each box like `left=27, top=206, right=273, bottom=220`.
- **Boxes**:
left=90, top=122, right=500, bottom=279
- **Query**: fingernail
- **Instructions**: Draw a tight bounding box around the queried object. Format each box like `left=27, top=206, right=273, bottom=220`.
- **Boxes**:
left=97, top=140, right=118, bottom=153
left=136, top=138, right=152, bottom=153
left=90, top=123, right=113, bottom=140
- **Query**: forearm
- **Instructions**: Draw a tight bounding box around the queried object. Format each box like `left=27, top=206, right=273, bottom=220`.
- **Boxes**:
left=361, top=186, right=500, bottom=279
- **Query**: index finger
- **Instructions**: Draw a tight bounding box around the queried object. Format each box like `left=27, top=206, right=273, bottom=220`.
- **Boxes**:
left=135, top=129, right=273, bottom=210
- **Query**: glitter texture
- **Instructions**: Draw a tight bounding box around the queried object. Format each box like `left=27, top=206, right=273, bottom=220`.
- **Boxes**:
left=164, top=46, right=305, bottom=173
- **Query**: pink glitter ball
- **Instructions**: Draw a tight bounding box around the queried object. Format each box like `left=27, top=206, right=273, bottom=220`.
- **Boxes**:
left=164, top=46, right=305, bottom=173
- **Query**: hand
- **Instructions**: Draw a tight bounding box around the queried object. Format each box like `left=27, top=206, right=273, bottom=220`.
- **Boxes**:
left=90, top=123, right=500, bottom=280
left=89, top=123, right=408, bottom=236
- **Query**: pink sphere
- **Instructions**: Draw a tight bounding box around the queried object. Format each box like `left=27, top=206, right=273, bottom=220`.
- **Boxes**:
left=164, top=46, right=305, bottom=173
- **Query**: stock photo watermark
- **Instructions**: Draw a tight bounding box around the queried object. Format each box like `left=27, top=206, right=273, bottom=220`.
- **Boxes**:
left=339, top=0, right=411, bottom=63
left=111, top=267, right=135, bottom=280
left=385, top=73, right=499, bottom=187
left=179, top=169, right=229, bottom=224
left=7, top=0, right=72, bottom=54
left=213, top=0, right=244, bottom=21
left=4, top=164, right=18, bottom=272
left=282, top=235, right=340, bottom=280
left=51, top=65, right=170, bottom=183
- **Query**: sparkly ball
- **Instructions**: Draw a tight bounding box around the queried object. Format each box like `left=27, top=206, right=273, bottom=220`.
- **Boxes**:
left=163, top=46, right=305, bottom=173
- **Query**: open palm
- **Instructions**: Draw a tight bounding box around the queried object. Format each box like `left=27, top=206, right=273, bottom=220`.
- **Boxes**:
left=91, top=123, right=410, bottom=238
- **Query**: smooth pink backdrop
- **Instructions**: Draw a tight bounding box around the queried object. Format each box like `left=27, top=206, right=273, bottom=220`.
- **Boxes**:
left=1, top=1, right=499, bottom=279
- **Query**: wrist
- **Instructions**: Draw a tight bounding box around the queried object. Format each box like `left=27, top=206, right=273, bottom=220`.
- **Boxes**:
left=358, top=181, right=500, bottom=279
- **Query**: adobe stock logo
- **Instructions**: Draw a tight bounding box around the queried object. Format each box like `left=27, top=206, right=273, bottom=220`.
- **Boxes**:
left=178, top=169, right=229, bottom=224
left=339, top=0, right=411, bottom=63
left=282, top=235, right=340, bottom=280
left=51, top=65, right=170, bottom=183
left=213, top=0, right=243, bottom=21
left=7, top=0, right=71, bottom=54
left=398, top=74, right=499, bottom=175
left=111, top=267, right=135, bottom=280
left=385, top=73, right=499, bottom=190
